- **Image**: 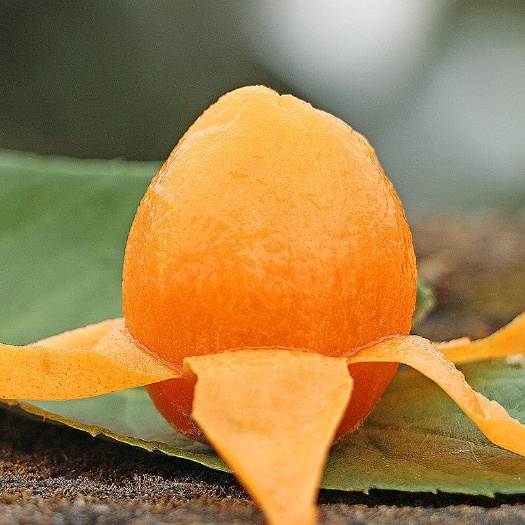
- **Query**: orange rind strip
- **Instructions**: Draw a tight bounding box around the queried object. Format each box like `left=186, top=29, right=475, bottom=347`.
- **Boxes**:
left=348, top=336, right=525, bottom=457
left=436, top=312, right=525, bottom=364
left=185, top=349, right=353, bottom=525
left=0, top=319, right=180, bottom=400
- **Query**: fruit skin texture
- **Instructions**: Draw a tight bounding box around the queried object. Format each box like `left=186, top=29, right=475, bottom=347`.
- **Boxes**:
left=123, top=86, right=417, bottom=438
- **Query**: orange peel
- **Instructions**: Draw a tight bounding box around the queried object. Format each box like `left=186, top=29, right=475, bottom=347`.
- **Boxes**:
left=185, top=349, right=353, bottom=525
left=0, top=318, right=179, bottom=400
left=437, top=312, right=525, bottom=365
left=0, top=302, right=524, bottom=525
left=348, top=335, right=525, bottom=457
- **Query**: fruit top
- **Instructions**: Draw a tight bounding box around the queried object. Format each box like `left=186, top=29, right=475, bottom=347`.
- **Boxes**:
left=122, top=86, right=417, bottom=366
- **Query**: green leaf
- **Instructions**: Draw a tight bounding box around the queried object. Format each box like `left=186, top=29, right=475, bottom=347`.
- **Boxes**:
left=2, top=390, right=227, bottom=473
left=413, top=280, right=435, bottom=326
left=1, top=150, right=524, bottom=495
left=4, top=359, right=525, bottom=495
left=0, top=150, right=159, bottom=344
left=326, top=360, right=525, bottom=494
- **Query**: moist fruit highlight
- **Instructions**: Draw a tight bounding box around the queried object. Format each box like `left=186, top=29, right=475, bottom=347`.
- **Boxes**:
left=122, top=85, right=417, bottom=439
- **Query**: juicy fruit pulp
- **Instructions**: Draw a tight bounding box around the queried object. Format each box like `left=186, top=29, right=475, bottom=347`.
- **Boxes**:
left=123, top=85, right=417, bottom=437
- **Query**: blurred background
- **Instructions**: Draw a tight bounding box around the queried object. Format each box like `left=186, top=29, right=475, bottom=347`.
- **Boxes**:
left=1, top=0, right=524, bottom=213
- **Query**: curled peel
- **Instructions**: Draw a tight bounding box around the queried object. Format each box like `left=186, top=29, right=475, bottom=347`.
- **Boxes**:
left=185, top=349, right=353, bottom=525
left=436, top=312, right=525, bottom=364
left=0, top=319, right=180, bottom=400
left=0, top=313, right=523, bottom=525
left=348, top=336, right=525, bottom=457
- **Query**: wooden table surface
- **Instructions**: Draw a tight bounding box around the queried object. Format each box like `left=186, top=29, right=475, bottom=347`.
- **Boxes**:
left=1, top=211, right=524, bottom=525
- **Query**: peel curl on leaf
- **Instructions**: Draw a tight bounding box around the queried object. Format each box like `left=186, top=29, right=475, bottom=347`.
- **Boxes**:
left=348, top=334, right=525, bottom=457
left=0, top=319, right=180, bottom=400
left=0, top=313, right=524, bottom=525
left=436, top=312, right=525, bottom=365
left=0, top=313, right=523, bottom=453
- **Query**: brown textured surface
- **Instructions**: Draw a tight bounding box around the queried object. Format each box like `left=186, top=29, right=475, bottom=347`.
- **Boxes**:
left=1, top=211, right=525, bottom=524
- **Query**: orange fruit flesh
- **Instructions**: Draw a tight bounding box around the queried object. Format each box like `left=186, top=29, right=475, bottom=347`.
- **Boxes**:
left=123, top=85, right=416, bottom=437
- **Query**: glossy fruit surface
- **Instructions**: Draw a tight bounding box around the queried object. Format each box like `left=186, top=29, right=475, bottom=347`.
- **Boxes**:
left=123, top=86, right=417, bottom=438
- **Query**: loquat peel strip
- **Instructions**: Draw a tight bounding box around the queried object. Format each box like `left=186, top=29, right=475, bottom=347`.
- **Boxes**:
left=348, top=336, right=525, bottom=457
left=0, top=319, right=180, bottom=400
left=184, top=349, right=353, bottom=525
left=436, top=312, right=525, bottom=365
